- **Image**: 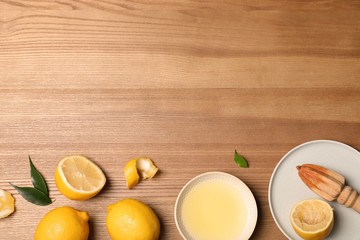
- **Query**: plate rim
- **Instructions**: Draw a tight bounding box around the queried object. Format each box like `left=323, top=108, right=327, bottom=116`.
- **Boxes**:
left=174, top=171, right=258, bottom=240
left=268, top=139, right=360, bottom=239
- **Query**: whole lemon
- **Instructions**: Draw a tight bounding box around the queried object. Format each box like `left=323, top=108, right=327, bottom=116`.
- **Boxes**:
left=35, top=206, right=89, bottom=240
left=106, top=199, right=160, bottom=240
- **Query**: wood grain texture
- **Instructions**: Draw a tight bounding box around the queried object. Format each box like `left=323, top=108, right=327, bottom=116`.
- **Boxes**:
left=0, top=0, right=359, bottom=239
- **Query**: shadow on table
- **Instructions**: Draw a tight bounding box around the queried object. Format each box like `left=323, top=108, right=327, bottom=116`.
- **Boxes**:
left=88, top=217, right=96, bottom=240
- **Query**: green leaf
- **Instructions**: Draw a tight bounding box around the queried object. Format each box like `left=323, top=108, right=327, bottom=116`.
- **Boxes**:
left=9, top=183, right=52, bottom=206
left=234, top=150, right=248, bottom=168
left=29, top=155, right=48, bottom=195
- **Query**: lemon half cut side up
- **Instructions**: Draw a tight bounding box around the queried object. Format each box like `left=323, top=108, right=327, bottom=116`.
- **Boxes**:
left=55, top=155, right=106, bottom=201
left=290, top=199, right=334, bottom=240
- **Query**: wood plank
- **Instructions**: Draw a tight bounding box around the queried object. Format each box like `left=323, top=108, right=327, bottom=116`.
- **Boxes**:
left=1, top=1, right=359, bottom=89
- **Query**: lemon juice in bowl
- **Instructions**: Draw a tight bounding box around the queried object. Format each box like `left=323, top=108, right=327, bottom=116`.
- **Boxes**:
left=175, top=172, right=257, bottom=240
left=182, top=179, right=248, bottom=240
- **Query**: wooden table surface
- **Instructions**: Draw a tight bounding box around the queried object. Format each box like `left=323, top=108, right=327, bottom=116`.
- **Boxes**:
left=1, top=1, right=359, bottom=239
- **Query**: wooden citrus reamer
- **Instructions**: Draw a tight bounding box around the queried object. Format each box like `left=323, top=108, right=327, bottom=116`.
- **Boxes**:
left=297, top=164, right=360, bottom=213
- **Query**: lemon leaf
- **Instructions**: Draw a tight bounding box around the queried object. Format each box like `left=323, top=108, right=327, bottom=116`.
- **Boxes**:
left=234, top=150, right=248, bottom=168
left=9, top=183, right=52, bottom=206
left=29, top=155, right=48, bottom=195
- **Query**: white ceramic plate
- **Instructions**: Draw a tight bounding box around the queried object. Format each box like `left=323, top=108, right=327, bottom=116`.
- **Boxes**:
left=175, top=172, right=258, bottom=240
left=269, top=140, right=360, bottom=239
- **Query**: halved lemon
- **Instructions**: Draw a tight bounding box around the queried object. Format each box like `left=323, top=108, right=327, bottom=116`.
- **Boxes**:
left=55, top=155, right=106, bottom=201
left=290, top=199, right=334, bottom=240
left=0, top=189, right=15, bottom=219
left=124, top=157, right=158, bottom=189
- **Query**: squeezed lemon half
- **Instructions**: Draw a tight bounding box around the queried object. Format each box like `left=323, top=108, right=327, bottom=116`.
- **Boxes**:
left=290, top=199, right=334, bottom=240
left=124, top=157, right=158, bottom=189
left=0, top=189, right=15, bottom=219
left=55, top=155, right=106, bottom=200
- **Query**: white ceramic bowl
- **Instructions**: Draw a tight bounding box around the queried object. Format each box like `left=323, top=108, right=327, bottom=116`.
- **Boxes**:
left=174, top=172, right=258, bottom=240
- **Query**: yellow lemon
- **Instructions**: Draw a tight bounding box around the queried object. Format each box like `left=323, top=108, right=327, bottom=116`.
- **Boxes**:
left=34, top=206, right=89, bottom=240
left=124, top=157, right=158, bottom=189
left=0, top=189, right=15, bottom=219
left=55, top=155, right=106, bottom=200
left=106, top=199, right=160, bottom=240
left=290, top=199, right=334, bottom=240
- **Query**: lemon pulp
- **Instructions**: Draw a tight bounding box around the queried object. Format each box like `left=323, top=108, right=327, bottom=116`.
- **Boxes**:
left=181, top=180, right=248, bottom=240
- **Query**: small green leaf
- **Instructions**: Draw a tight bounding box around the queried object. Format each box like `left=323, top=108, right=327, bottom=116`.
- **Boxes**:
left=234, top=150, right=248, bottom=168
left=29, top=155, right=48, bottom=195
left=9, top=183, right=52, bottom=206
